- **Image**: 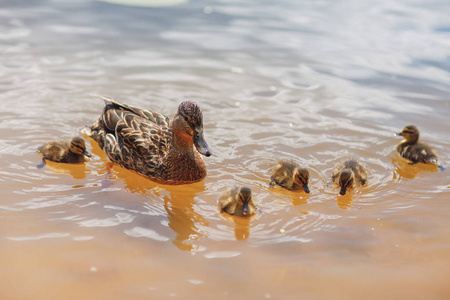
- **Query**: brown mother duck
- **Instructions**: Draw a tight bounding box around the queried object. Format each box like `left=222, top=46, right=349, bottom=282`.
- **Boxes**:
left=218, top=187, right=257, bottom=217
left=396, top=125, right=444, bottom=171
left=38, top=136, right=91, bottom=164
left=332, top=159, right=367, bottom=195
left=89, top=97, right=212, bottom=184
left=270, top=160, right=310, bottom=193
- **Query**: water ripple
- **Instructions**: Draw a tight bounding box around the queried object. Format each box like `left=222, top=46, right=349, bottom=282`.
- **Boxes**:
left=124, top=226, right=170, bottom=241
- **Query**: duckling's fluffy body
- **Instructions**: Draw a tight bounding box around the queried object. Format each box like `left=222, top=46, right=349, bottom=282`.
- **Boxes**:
left=218, top=187, right=257, bottom=217
left=89, top=97, right=211, bottom=185
left=270, top=160, right=310, bottom=193
left=38, top=137, right=91, bottom=164
left=332, top=159, right=367, bottom=195
left=396, top=125, right=441, bottom=167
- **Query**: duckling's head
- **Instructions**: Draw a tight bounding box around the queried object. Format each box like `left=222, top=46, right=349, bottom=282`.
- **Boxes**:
left=338, top=169, right=354, bottom=195
left=397, top=125, right=419, bottom=143
left=293, top=167, right=310, bottom=193
left=69, top=137, right=91, bottom=157
left=174, top=101, right=211, bottom=157
left=237, top=187, right=252, bottom=216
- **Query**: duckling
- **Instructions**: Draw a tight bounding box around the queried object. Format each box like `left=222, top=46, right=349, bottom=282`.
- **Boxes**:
left=331, top=159, right=367, bottom=195
left=38, top=137, right=91, bottom=164
left=217, top=187, right=257, bottom=217
left=396, top=125, right=444, bottom=170
left=270, top=160, right=310, bottom=193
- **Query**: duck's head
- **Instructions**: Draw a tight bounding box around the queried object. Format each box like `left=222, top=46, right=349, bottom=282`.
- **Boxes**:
left=237, top=187, right=253, bottom=216
left=338, top=169, right=354, bottom=195
left=397, top=125, right=419, bottom=143
left=173, top=101, right=211, bottom=157
left=69, top=137, right=91, bottom=157
left=294, top=167, right=310, bottom=193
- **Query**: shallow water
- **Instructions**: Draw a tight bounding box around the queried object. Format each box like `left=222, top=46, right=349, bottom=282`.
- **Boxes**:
left=1, top=0, right=450, bottom=299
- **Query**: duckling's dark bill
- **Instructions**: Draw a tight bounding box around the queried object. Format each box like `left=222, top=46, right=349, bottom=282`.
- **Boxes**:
left=242, top=202, right=249, bottom=216
left=339, top=187, right=347, bottom=195
left=303, top=183, right=310, bottom=194
left=83, top=149, right=92, bottom=157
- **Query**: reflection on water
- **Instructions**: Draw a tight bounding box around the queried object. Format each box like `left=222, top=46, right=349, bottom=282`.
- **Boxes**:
left=218, top=212, right=255, bottom=241
left=269, top=185, right=310, bottom=206
left=391, top=155, right=441, bottom=180
left=163, top=185, right=208, bottom=252
left=1, top=0, right=450, bottom=298
left=89, top=136, right=209, bottom=251
left=40, top=160, right=91, bottom=180
left=336, top=193, right=354, bottom=210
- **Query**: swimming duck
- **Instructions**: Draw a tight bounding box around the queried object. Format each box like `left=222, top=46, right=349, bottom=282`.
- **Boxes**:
left=331, top=159, right=367, bottom=195
left=218, top=187, right=257, bottom=217
left=396, top=125, right=443, bottom=170
left=89, top=97, right=211, bottom=184
left=38, top=136, right=91, bottom=164
left=270, top=160, right=310, bottom=193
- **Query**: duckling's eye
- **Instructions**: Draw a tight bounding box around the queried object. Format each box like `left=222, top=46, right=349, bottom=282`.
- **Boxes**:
left=296, top=174, right=306, bottom=184
left=183, top=115, right=189, bottom=122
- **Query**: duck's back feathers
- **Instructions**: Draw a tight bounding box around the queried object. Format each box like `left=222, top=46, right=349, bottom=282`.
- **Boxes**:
left=218, top=188, right=238, bottom=214
left=270, top=160, right=309, bottom=191
left=397, top=142, right=439, bottom=165
left=100, top=96, right=170, bottom=127
left=100, top=108, right=172, bottom=179
left=38, top=141, right=70, bottom=162
left=270, top=161, right=296, bottom=189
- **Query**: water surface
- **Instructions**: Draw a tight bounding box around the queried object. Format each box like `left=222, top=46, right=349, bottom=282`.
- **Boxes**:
left=1, top=0, right=449, bottom=299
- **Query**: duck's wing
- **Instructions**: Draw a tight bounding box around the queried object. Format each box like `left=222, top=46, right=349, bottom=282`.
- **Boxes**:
left=331, top=165, right=343, bottom=183
left=218, top=189, right=238, bottom=214
left=98, top=96, right=170, bottom=127
left=119, top=113, right=172, bottom=157
left=398, top=143, right=439, bottom=165
left=102, top=107, right=172, bottom=176
left=356, top=163, right=368, bottom=186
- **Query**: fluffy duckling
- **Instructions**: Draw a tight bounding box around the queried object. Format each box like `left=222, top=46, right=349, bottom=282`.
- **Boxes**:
left=331, top=159, right=367, bottom=195
left=396, top=125, right=443, bottom=170
left=38, top=137, right=91, bottom=164
left=218, top=187, right=257, bottom=217
left=270, top=160, right=310, bottom=193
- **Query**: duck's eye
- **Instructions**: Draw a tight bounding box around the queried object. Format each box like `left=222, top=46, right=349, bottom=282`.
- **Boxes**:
left=183, top=115, right=189, bottom=122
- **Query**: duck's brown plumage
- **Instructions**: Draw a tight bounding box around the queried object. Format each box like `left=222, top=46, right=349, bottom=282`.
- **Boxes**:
left=270, top=160, right=310, bottom=193
left=331, top=159, right=367, bottom=195
left=218, top=187, right=257, bottom=217
left=89, top=97, right=211, bottom=184
left=38, top=137, right=91, bottom=164
left=396, top=125, right=441, bottom=168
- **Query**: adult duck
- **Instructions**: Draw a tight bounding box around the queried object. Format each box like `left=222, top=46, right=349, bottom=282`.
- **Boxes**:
left=89, top=97, right=211, bottom=184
